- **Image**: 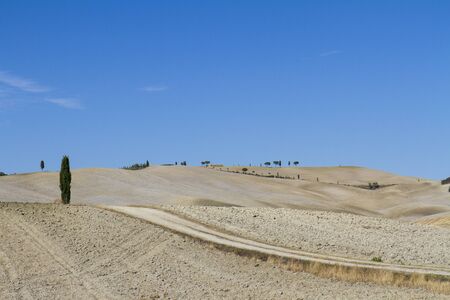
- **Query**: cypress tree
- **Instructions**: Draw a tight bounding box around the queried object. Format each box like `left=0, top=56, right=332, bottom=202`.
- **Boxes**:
left=40, top=160, right=45, bottom=171
left=59, top=156, right=71, bottom=204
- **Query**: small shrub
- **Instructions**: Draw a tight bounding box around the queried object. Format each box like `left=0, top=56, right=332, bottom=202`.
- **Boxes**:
left=441, top=177, right=450, bottom=185
left=368, top=182, right=380, bottom=190
left=242, top=168, right=248, bottom=172
left=371, top=256, right=383, bottom=263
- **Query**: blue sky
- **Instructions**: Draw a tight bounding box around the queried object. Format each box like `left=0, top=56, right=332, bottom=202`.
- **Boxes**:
left=0, top=1, right=449, bottom=179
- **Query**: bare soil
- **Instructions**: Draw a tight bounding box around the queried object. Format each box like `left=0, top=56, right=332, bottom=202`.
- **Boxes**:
left=0, top=203, right=445, bottom=299
left=164, top=206, right=450, bottom=267
left=1, top=166, right=449, bottom=220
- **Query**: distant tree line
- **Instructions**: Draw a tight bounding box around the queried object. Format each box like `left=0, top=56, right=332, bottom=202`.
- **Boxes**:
left=0, top=171, right=6, bottom=176
left=201, top=161, right=211, bottom=166
left=218, top=167, right=300, bottom=180
left=198, top=160, right=302, bottom=168
left=122, top=160, right=150, bottom=170
left=122, top=160, right=188, bottom=169
left=263, top=161, right=299, bottom=167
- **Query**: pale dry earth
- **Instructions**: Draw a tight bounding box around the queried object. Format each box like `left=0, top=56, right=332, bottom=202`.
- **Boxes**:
left=1, top=166, right=449, bottom=298
left=222, top=165, right=427, bottom=185
left=418, top=211, right=450, bottom=229
left=0, top=166, right=449, bottom=221
left=163, top=206, right=450, bottom=267
left=0, top=203, right=447, bottom=300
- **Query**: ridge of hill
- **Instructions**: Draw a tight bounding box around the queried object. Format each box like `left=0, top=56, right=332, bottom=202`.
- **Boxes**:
left=0, top=166, right=448, bottom=221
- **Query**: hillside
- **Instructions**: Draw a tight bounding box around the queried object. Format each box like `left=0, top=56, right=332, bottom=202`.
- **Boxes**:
left=0, top=166, right=448, bottom=220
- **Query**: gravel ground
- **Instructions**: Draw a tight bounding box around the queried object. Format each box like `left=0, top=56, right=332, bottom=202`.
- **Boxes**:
left=0, top=203, right=446, bottom=299
left=163, top=206, right=450, bottom=267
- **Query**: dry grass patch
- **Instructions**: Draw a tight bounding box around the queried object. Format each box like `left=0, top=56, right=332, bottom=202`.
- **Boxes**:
left=207, top=240, right=450, bottom=295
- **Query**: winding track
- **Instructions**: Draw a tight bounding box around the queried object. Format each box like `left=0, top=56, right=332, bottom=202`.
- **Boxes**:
left=104, top=206, right=450, bottom=290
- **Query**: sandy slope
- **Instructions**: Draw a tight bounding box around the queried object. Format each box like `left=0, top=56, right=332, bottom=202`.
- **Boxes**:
left=417, top=212, right=450, bottom=229
left=0, top=203, right=446, bottom=300
left=0, top=166, right=448, bottom=220
left=223, top=165, right=427, bottom=185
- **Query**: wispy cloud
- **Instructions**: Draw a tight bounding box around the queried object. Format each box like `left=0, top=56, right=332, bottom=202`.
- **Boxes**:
left=0, top=71, right=50, bottom=93
left=141, top=85, right=168, bottom=92
left=46, top=98, right=83, bottom=110
left=0, top=70, right=83, bottom=113
left=319, top=50, right=342, bottom=57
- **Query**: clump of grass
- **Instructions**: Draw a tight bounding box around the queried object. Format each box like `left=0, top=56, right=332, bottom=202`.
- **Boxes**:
left=371, top=256, right=383, bottom=262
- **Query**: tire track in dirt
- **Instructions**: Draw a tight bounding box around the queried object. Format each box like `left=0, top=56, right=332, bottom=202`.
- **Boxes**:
left=101, top=238, right=173, bottom=281
left=0, top=250, right=34, bottom=300
left=79, top=228, right=171, bottom=276
left=104, top=205, right=450, bottom=293
left=0, top=210, right=114, bottom=300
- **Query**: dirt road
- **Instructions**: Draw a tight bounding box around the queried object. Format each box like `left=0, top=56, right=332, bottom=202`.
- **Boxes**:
left=163, top=206, right=450, bottom=267
left=105, top=206, right=450, bottom=292
left=1, top=203, right=446, bottom=299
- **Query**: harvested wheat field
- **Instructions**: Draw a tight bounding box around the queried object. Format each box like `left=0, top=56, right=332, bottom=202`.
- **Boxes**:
left=162, top=206, right=450, bottom=267
left=0, top=203, right=448, bottom=300
left=1, top=166, right=450, bottom=299
left=1, top=166, right=449, bottom=221
left=4, top=1, right=450, bottom=298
